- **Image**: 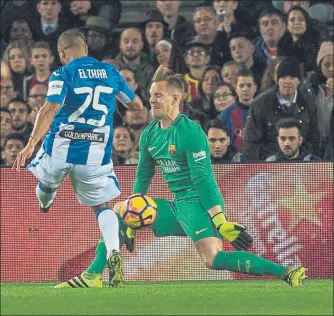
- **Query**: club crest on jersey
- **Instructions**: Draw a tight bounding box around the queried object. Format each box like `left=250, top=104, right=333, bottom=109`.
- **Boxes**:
left=168, top=144, right=176, bottom=156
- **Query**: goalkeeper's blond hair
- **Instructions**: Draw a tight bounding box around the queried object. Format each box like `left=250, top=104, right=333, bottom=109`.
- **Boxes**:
left=152, top=65, right=187, bottom=96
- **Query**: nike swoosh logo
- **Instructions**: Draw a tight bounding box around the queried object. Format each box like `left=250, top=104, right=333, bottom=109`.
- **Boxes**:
left=195, top=228, right=208, bottom=235
left=148, top=147, right=156, bottom=151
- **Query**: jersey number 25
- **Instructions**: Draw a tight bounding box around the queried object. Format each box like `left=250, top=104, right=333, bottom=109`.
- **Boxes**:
left=68, top=85, right=113, bottom=127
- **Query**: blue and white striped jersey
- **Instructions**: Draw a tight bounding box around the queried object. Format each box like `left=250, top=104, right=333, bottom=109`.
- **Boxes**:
left=44, top=56, right=135, bottom=165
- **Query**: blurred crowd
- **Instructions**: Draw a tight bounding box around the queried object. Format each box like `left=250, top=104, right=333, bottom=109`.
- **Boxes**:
left=1, top=0, right=333, bottom=167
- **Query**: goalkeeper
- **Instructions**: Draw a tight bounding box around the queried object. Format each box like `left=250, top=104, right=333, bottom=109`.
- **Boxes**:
left=129, top=66, right=306, bottom=285
left=57, top=66, right=306, bottom=287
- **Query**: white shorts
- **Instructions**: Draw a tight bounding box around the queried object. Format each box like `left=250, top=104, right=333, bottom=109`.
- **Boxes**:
left=27, top=149, right=121, bottom=206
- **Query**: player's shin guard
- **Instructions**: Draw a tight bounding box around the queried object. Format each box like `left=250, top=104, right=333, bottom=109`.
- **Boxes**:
left=96, top=208, right=120, bottom=258
left=212, top=251, right=285, bottom=278
left=36, top=182, right=57, bottom=210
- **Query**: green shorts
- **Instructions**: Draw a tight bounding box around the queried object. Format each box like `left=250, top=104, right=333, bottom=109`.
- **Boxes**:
left=153, top=189, right=218, bottom=242
left=151, top=198, right=186, bottom=237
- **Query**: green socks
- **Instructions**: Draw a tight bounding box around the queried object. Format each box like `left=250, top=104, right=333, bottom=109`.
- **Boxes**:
left=212, top=251, right=286, bottom=278
left=86, top=237, right=107, bottom=274
left=85, top=236, right=286, bottom=279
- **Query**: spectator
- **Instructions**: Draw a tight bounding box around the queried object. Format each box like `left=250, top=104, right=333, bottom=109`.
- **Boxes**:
left=277, top=6, right=321, bottom=73
left=192, top=6, right=231, bottom=66
left=260, top=56, right=285, bottom=92
left=123, top=106, right=149, bottom=151
left=242, top=56, right=318, bottom=160
left=101, top=56, right=121, bottom=70
left=0, top=108, right=13, bottom=150
left=229, top=32, right=266, bottom=88
left=184, top=41, right=210, bottom=102
left=253, top=8, right=286, bottom=66
left=266, top=117, right=321, bottom=161
left=323, top=110, right=333, bottom=161
left=2, top=40, right=31, bottom=98
left=82, top=16, right=117, bottom=61
left=112, top=125, right=139, bottom=165
left=22, top=41, right=53, bottom=100
left=220, top=69, right=257, bottom=152
left=0, top=76, right=18, bottom=108
left=191, top=65, right=222, bottom=120
left=213, top=82, right=237, bottom=114
left=1, top=60, right=11, bottom=79
left=3, top=19, right=35, bottom=50
left=96, top=0, right=122, bottom=27
left=204, top=118, right=246, bottom=162
left=27, top=83, right=47, bottom=124
left=213, top=0, right=248, bottom=36
left=7, top=97, right=33, bottom=142
left=233, top=0, right=275, bottom=31
left=156, top=0, right=195, bottom=47
left=221, top=60, right=243, bottom=89
left=140, top=10, right=169, bottom=66
left=279, top=0, right=330, bottom=39
left=154, top=39, right=187, bottom=74
left=1, top=0, right=39, bottom=43
left=120, top=67, right=148, bottom=106
left=2, top=133, right=26, bottom=167
left=115, top=27, right=155, bottom=102
left=65, top=0, right=98, bottom=28
left=113, top=67, right=149, bottom=126
left=34, top=0, right=72, bottom=66
left=304, top=41, right=333, bottom=158
left=165, top=77, right=206, bottom=126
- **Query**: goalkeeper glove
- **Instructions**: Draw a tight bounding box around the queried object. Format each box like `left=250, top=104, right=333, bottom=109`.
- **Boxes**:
left=125, top=227, right=135, bottom=253
left=211, top=212, right=253, bottom=250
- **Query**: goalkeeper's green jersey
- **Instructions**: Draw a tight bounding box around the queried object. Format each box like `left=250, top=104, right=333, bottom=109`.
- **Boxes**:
left=133, top=113, right=224, bottom=211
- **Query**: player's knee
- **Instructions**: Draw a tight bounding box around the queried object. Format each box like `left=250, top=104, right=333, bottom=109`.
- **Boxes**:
left=203, top=256, right=215, bottom=269
left=198, top=249, right=220, bottom=269
left=92, top=202, right=109, bottom=214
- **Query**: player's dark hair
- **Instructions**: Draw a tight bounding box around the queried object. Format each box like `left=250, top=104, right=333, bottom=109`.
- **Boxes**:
left=204, top=118, right=229, bottom=135
left=152, top=65, right=186, bottom=95
left=7, top=97, right=32, bottom=114
left=275, top=117, right=302, bottom=135
left=4, top=133, right=26, bottom=148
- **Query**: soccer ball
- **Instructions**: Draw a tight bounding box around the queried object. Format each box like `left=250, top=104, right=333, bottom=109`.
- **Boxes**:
left=119, top=194, right=157, bottom=229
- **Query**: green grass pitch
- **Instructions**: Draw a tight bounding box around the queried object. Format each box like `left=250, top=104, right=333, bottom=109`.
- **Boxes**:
left=1, top=279, right=333, bottom=315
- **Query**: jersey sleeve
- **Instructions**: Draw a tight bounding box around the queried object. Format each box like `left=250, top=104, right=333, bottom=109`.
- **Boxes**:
left=184, top=125, right=225, bottom=211
left=115, top=70, right=136, bottom=104
left=132, top=128, right=156, bottom=194
left=46, top=70, right=69, bottom=105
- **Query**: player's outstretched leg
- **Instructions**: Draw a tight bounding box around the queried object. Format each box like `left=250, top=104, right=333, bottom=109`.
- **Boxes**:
left=283, top=267, right=307, bottom=287
left=54, top=272, right=103, bottom=288
left=108, top=249, right=125, bottom=287
left=95, top=207, right=125, bottom=287
left=211, top=250, right=307, bottom=287
left=36, top=182, right=57, bottom=213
